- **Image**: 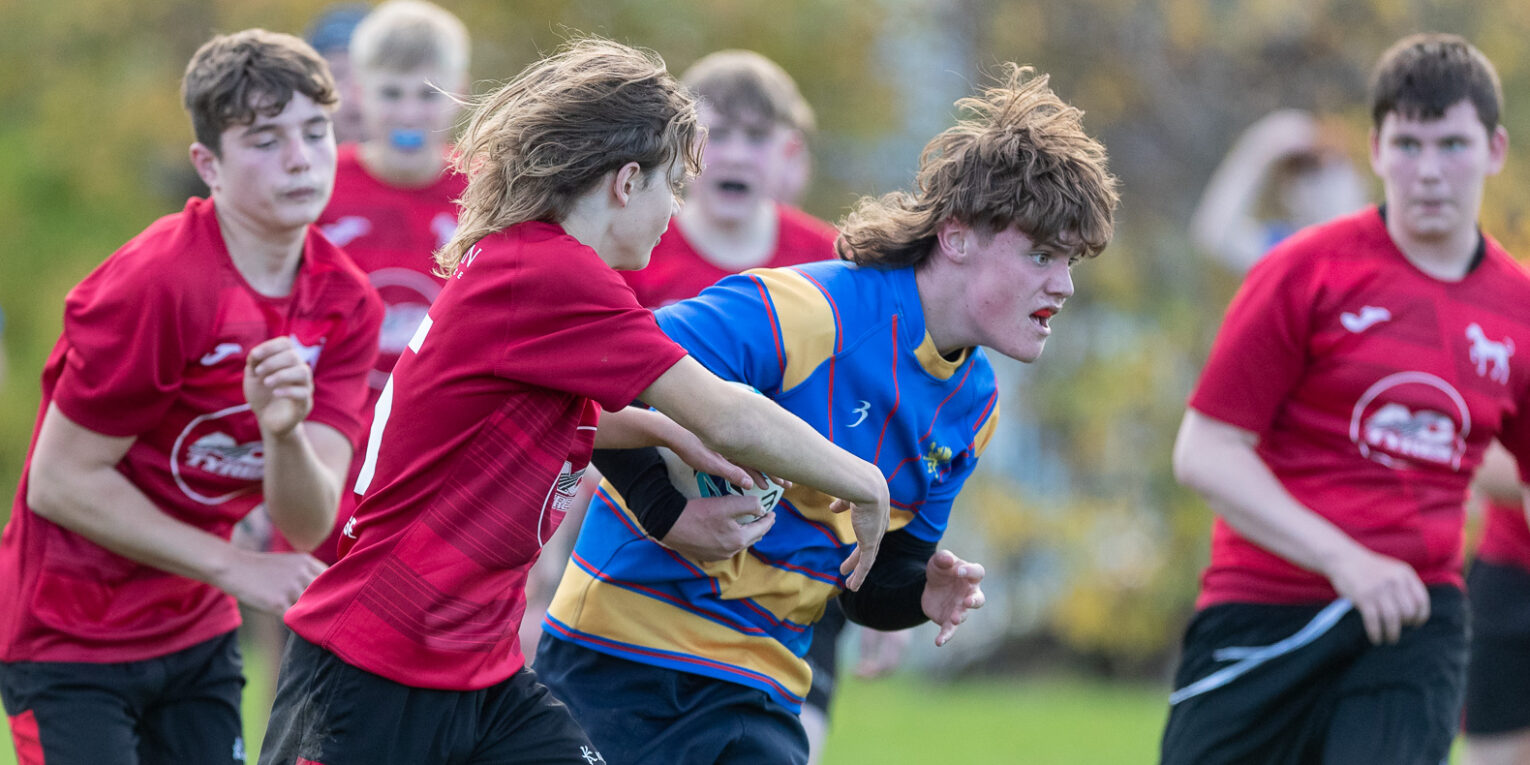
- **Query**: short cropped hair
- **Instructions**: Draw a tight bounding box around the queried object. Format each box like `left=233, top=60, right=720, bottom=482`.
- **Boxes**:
left=1370, top=33, right=1502, bottom=134
left=436, top=38, right=703, bottom=274
left=681, top=50, right=815, bottom=133
left=182, top=29, right=338, bottom=155
left=350, top=0, right=469, bottom=78
left=837, top=64, right=1118, bottom=269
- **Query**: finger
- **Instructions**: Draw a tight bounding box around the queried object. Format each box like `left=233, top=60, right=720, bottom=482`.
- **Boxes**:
left=1359, top=605, right=1382, bottom=646
left=962, top=562, right=986, bottom=582
left=711, top=460, right=754, bottom=490
left=829, top=498, right=853, bottom=514
left=935, top=621, right=957, bottom=647
left=262, top=367, right=312, bottom=389
left=1405, top=577, right=1431, bottom=625
left=930, top=549, right=958, bottom=571
left=739, top=512, right=775, bottom=545
left=770, top=475, right=792, bottom=489
left=1377, top=598, right=1402, bottom=644
left=846, top=543, right=878, bottom=591
left=247, top=336, right=294, bottom=366
left=966, top=586, right=985, bottom=609
left=839, top=546, right=862, bottom=577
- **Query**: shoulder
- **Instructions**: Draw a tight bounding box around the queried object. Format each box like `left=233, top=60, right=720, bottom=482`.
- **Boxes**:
left=77, top=201, right=217, bottom=304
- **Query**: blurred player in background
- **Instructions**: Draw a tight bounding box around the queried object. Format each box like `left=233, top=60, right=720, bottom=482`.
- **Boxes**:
left=0, top=29, right=381, bottom=764
left=259, top=37, right=891, bottom=765
left=1464, top=442, right=1530, bottom=765
left=1163, top=33, right=1529, bottom=765
left=1190, top=108, right=1367, bottom=275
left=534, top=62, right=1119, bottom=765
left=305, top=3, right=372, bottom=145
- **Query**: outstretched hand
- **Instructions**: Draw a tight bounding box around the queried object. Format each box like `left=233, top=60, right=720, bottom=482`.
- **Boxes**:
left=922, top=549, right=985, bottom=647
left=834, top=494, right=889, bottom=591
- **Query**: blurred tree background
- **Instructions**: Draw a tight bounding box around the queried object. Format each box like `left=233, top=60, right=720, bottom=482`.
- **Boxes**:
left=3, top=0, right=1529, bottom=678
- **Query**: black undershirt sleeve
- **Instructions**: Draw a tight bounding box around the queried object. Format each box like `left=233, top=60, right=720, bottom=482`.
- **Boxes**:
left=836, top=528, right=936, bottom=631
left=590, top=447, right=688, bottom=541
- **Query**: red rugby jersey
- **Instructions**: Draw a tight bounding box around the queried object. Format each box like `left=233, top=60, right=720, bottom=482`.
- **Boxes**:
left=0, top=197, right=382, bottom=663
left=1189, top=207, right=1530, bottom=608
left=318, top=143, right=466, bottom=397
left=620, top=203, right=837, bottom=308
left=284, top=221, right=687, bottom=690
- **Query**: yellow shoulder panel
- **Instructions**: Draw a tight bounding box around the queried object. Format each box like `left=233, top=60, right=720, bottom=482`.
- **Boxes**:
left=746, top=268, right=837, bottom=391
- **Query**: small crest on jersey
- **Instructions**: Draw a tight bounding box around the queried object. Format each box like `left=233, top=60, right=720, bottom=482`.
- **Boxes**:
left=1466, top=323, right=1514, bottom=384
left=923, top=442, right=954, bottom=479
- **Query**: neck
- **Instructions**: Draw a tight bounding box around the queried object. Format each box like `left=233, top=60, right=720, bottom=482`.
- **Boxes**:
left=559, top=200, right=617, bottom=266
left=1386, top=218, right=1481, bottom=281
left=213, top=204, right=305, bottom=297
left=359, top=141, right=445, bottom=188
left=677, top=201, right=778, bottom=270
left=914, top=254, right=967, bottom=356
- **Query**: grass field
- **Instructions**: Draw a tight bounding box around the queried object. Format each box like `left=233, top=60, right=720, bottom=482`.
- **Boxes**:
left=0, top=651, right=1466, bottom=764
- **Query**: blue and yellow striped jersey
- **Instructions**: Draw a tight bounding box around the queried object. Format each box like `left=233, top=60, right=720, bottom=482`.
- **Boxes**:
left=544, top=260, right=1000, bottom=711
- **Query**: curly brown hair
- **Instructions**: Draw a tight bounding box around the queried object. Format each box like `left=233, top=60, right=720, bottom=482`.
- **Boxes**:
left=437, top=37, right=703, bottom=275
left=837, top=64, right=1118, bottom=268
left=182, top=29, right=338, bottom=155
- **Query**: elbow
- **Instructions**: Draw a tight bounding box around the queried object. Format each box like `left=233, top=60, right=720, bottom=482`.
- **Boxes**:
left=1171, top=430, right=1212, bottom=496
left=27, top=462, right=78, bottom=525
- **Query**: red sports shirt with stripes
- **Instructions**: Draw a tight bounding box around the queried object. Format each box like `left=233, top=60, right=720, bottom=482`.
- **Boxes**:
left=283, top=221, right=687, bottom=690
left=1189, top=207, right=1530, bottom=608
left=0, top=197, right=382, bottom=663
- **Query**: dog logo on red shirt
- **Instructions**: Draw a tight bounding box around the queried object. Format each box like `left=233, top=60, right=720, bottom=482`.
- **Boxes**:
left=1466, top=323, right=1514, bottom=384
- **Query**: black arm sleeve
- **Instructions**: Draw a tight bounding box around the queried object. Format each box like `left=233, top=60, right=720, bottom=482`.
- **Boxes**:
left=836, top=528, right=936, bottom=631
left=589, top=447, right=687, bottom=541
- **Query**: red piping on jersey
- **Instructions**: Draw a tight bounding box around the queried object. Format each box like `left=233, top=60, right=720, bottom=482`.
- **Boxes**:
left=749, top=275, right=788, bottom=385
left=543, top=618, right=805, bottom=703
left=797, top=270, right=842, bottom=433
left=596, top=487, right=717, bottom=595
left=569, top=551, right=767, bottom=636
left=873, top=315, right=902, bottom=465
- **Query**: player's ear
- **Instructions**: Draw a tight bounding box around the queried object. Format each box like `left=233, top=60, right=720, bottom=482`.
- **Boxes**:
left=189, top=143, right=220, bottom=193
left=612, top=162, right=643, bottom=207
left=935, top=219, right=971, bottom=264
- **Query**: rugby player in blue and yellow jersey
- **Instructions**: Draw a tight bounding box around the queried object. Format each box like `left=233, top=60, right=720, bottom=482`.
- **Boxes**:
left=536, top=63, right=1120, bottom=765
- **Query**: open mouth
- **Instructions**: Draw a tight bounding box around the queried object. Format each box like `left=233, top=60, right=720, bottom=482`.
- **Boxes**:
left=1030, top=307, right=1056, bottom=329
left=716, top=179, right=751, bottom=196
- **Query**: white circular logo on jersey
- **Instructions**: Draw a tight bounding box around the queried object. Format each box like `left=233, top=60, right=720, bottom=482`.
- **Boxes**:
left=171, top=403, right=265, bottom=505
left=1348, top=371, right=1470, bottom=471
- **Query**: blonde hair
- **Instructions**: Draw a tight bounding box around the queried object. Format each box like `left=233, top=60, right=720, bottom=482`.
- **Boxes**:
left=436, top=38, right=703, bottom=274
left=350, top=0, right=469, bottom=78
left=838, top=64, right=1118, bottom=268
left=681, top=49, right=815, bottom=133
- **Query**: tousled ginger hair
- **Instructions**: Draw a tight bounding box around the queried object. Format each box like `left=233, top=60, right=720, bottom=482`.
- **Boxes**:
left=837, top=64, right=1118, bottom=268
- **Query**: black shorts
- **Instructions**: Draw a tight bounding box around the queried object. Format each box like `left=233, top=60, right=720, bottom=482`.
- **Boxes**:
left=536, top=634, right=809, bottom=765
left=0, top=631, right=245, bottom=765
left=1160, top=587, right=1467, bottom=765
left=1465, top=559, right=1530, bottom=735
left=802, top=600, right=848, bottom=717
left=258, top=634, right=599, bottom=765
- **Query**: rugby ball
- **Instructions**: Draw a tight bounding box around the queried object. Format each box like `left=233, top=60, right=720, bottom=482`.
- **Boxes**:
left=655, top=382, right=784, bottom=520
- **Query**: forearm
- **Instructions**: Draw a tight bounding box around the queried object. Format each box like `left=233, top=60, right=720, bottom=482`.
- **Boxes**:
left=707, top=395, right=884, bottom=508
left=838, top=530, right=934, bottom=630
left=261, top=424, right=340, bottom=551
left=591, top=447, right=687, bottom=539
left=1174, top=412, right=1364, bottom=577
left=593, top=407, right=678, bottom=450
left=28, top=463, right=244, bottom=585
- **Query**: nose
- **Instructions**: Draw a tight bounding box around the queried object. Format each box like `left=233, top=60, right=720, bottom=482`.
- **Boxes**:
left=1048, top=263, right=1075, bottom=299
left=284, top=134, right=314, bottom=174
left=1416, top=146, right=1443, bottom=181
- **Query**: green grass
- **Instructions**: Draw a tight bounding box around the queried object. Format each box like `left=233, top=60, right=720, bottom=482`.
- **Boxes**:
left=0, top=648, right=1469, bottom=764
left=821, top=673, right=1168, bottom=764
